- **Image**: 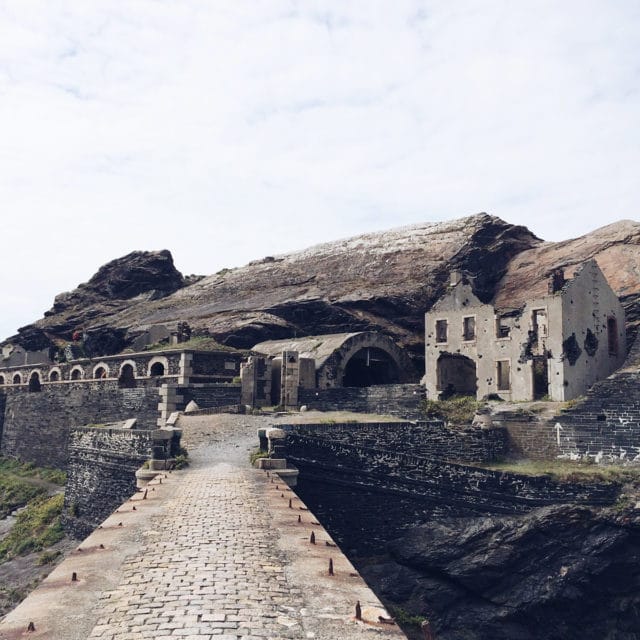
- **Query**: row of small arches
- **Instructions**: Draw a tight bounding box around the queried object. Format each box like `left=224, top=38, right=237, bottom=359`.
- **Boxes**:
left=0, top=358, right=169, bottom=390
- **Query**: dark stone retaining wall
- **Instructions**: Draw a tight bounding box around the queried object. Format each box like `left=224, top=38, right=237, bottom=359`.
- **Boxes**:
left=62, top=427, right=156, bottom=539
left=285, top=435, right=620, bottom=554
left=491, top=413, right=561, bottom=461
left=553, top=371, right=640, bottom=461
left=297, top=383, right=423, bottom=418
left=279, top=420, right=508, bottom=464
left=0, top=382, right=161, bottom=469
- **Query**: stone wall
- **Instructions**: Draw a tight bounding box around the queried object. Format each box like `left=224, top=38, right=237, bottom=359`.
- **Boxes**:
left=553, top=370, right=640, bottom=461
left=182, top=384, right=242, bottom=409
left=297, top=383, right=424, bottom=418
left=280, top=420, right=508, bottom=464
left=285, top=435, right=620, bottom=553
left=491, top=412, right=561, bottom=460
left=62, top=427, right=156, bottom=539
left=0, top=381, right=161, bottom=469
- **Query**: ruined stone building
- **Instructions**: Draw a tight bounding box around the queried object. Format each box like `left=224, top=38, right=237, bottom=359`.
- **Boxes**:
left=424, top=260, right=626, bottom=402
left=251, top=331, right=417, bottom=408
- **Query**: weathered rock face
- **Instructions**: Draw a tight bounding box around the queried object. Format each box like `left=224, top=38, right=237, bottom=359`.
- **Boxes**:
left=361, top=504, right=640, bottom=640
left=6, top=215, right=640, bottom=367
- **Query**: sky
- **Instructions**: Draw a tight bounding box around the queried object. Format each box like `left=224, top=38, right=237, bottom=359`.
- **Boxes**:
left=0, top=1, right=639, bottom=341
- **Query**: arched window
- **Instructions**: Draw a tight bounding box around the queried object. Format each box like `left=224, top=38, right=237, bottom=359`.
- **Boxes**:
left=150, top=362, right=165, bottom=377
left=70, top=367, right=83, bottom=381
left=0, top=375, right=4, bottom=385
left=12, top=373, right=22, bottom=385
left=28, top=372, right=42, bottom=392
left=49, top=369, right=60, bottom=382
left=118, top=363, right=136, bottom=388
left=94, top=366, right=107, bottom=379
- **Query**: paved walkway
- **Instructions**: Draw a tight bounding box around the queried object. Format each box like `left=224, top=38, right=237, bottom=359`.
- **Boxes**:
left=0, top=415, right=405, bottom=640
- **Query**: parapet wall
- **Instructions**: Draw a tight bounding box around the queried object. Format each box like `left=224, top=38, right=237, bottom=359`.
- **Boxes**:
left=280, top=420, right=508, bottom=464
left=62, top=426, right=160, bottom=539
left=297, top=384, right=424, bottom=418
left=0, top=381, right=161, bottom=469
left=181, top=384, right=242, bottom=409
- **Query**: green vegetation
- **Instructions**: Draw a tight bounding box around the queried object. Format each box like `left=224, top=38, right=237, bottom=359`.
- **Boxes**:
left=173, top=446, right=189, bottom=470
left=36, top=549, right=62, bottom=565
left=249, top=449, right=269, bottom=466
left=421, top=395, right=483, bottom=425
left=143, top=335, right=245, bottom=353
left=387, top=605, right=428, bottom=628
left=0, top=458, right=66, bottom=519
left=0, top=494, right=65, bottom=562
left=482, top=460, right=640, bottom=484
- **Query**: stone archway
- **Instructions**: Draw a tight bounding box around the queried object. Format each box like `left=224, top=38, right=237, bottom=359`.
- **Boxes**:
left=436, top=353, right=477, bottom=398
left=118, top=362, right=137, bottom=388
left=342, top=347, right=401, bottom=387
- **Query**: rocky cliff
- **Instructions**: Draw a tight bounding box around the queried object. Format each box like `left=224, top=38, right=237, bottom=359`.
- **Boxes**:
left=6, top=214, right=640, bottom=366
left=361, top=503, right=640, bottom=640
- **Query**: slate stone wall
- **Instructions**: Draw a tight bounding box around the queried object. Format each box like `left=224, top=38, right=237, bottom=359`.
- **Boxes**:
left=0, top=381, right=161, bottom=469
left=182, top=384, right=242, bottom=409
left=491, top=413, right=561, bottom=461
left=553, top=371, right=640, bottom=461
left=62, top=427, right=154, bottom=539
left=297, top=383, right=424, bottom=418
left=279, top=420, right=508, bottom=464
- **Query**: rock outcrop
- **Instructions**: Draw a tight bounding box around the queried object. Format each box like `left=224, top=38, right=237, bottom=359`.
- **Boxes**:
left=5, top=215, right=640, bottom=365
left=362, top=503, right=640, bottom=640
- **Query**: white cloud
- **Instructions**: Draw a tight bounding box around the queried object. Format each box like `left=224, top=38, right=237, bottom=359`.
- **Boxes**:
left=0, top=0, right=639, bottom=340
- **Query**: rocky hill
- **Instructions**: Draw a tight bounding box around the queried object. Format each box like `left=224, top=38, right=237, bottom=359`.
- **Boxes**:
left=6, top=214, right=640, bottom=369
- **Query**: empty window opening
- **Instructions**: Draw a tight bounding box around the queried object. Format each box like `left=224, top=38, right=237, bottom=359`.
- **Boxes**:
left=436, top=354, right=477, bottom=398
left=607, top=317, right=619, bottom=355
left=49, top=370, right=59, bottom=382
left=435, top=319, right=448, bottom=343
left=496, top=317, right=511, bottom=339
left=150, top=362, right=165, bottom=377
left=94, top=367, right=107, bottom=379
left=12, top=374, right=22, bottom=385
left=118, top=363, right=136, bottom=388
left=496, top=360, right=511, bottom=391
left=532, top=356, right=549, bottom=400
left=0, top=375, right=4, bottom=385
left=463, top=316, right=476, bottom=341
left=343, top=347, right=400, bottom=387
left=28, top=372, right=41, bottom=392
left=70, top=368, right=82, bottom=380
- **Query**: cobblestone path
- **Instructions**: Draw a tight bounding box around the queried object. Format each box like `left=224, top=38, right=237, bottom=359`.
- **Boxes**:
left=88, top=420, right=305, bottom=640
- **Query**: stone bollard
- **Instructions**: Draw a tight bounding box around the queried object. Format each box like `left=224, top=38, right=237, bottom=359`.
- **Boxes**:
left=265, top=428, right=286, bottom=457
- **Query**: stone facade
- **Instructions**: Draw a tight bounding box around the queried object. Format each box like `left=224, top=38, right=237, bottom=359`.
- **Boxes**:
left=253, top=332, right=419, bottom=407
left=0, top=381, right=162, bottom=469
left=297, top=384, right=424, bottom=419
left=62, top=426, right=178, bottom=539
left=425, top=261, right=626, bottom=401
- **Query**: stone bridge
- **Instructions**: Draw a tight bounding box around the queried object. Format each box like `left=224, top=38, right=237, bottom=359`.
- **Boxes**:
left=0, top=415, right=406, bottom=640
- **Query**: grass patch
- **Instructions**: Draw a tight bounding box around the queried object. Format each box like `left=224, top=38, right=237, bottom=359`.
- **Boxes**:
left=0, top=458, right=66, bottom=519
left=142, top=335, right=246, bottom=353
left=249, top=449, right=269, bottom=466
left=421, top=396, right=483, bottom=425
left=0, top=494, right=65, bottom=562
left=387, top=605, right=428, bottom=628
left=482, top=460, right=640, bottom=484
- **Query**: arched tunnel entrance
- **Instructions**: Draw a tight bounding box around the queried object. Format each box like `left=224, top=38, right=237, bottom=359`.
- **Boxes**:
left=342, top=347, right=401, bottom=387
left=436, top=353, right=477, bottom=398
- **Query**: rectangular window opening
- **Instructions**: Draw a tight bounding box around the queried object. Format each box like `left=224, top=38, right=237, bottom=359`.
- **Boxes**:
left=496, top=360, right=511, bottom=391
left=607, top=317, right=619, bottom=355
left=463, top=316, right=476, bottom=341
left=435, top=319, right=448, bottom=343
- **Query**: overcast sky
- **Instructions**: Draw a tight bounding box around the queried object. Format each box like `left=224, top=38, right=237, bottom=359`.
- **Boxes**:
left=1, top=1, right=639, bottom=341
